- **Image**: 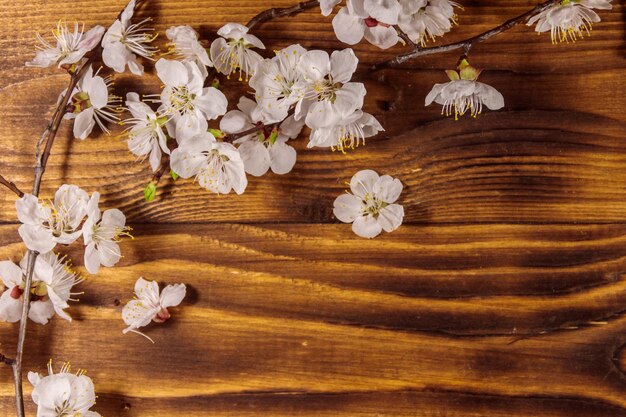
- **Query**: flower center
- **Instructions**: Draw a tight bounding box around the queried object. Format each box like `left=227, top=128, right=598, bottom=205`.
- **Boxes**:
left=169, top=86, right=195, bottom=113
left=362, top=194, right=388, bottom=217
left=364, top=17, right=379, bottom=28
left=71, top=91, right=92, bottom=113
left=312, top=79, right=342, bottom=103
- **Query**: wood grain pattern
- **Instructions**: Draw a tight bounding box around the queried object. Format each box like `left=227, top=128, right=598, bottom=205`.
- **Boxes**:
left=0, top=0, right=625, bottom=416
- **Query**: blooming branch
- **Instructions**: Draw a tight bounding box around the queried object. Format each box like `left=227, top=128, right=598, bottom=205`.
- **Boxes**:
left=371, top=0, right=561, bottom=71
left=5, top=2, right=146, bottom=416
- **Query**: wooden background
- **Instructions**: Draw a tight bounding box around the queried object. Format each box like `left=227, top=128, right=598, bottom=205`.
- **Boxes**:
left=1, top=0, right=626, bottom=415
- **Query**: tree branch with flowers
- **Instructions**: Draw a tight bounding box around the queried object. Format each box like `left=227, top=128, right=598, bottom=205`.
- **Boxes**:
left=0, top=0, right=614, bottom=415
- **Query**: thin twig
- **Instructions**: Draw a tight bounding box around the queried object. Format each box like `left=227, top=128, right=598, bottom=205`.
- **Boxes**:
left=371, top=0, right=559, bottom=71
left=0, top=175, right=24, bottom=197
left=152, top=155, right=171, bottom=185
left=247, top=0, right=320, bottom=30
left=11, top=2, right=148, bottom=416
left=1, top=353, right=15, bottom=366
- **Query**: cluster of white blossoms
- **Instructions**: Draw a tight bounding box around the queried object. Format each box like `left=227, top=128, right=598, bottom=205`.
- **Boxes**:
left=322, top=0, right=461, bottom=49
left=0, top=185, right=131, bottom=325
left=29, top=362, right=101, bottom=417
left=119, top=19, right=384, bottom=195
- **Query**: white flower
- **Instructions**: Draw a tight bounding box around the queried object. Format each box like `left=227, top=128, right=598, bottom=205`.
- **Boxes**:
left=210, top=23, right=266, bottom=81
left=82, top=192, right=131, bottom=275
left=124, top=92, right=169, bottom=171
left=170, top=131, right=248, bottom=194
left=64, top=65, right=121, bottom=140
left=398, top=0, right=461, bottom=46
left=332, top=0, right=401, bottom=49
left=16, top=185, right=89, bottom=254
left=309, top=109, right=383, bottom=152
left=102, top=0, right=157, bottom=75
left=321, top=0, right=343, bottom=15
left=165, top=25, right=212, bottom=76
left=26, top=21, right=104, bottom=68
left=425, top=60, right=504, bottom=119
left=220, top=97, right=303, bottom=176
left=155, top=58, right=228, bottom=143
left=527, top=0, right=612, bottom=44
left=0, top=252, right=82, bottom=324
left=334, top=170, right=404, bottom=238
left=122, top=277, right=186, bottom=342
left=29, top=362, right=101, bottom=417
left=296, top=48, right=366, bottom=129
left=250, top=44, right=307, bottom=123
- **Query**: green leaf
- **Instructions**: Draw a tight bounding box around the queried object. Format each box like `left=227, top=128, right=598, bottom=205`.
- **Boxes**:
left=170, top=170, right=179, bottom=181
left=144, top=181, right=157, bottom=203
left=208, top=128, right=225, bottom=139
left=268, top=128, right=279, bottom=145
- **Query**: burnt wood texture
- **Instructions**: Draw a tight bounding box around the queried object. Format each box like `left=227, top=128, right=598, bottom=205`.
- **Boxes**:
left=1, top=1, right=626, bottom=416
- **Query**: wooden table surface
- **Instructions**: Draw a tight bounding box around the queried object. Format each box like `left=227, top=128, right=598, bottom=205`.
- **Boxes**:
left=1, top=1, right=626, bottom=416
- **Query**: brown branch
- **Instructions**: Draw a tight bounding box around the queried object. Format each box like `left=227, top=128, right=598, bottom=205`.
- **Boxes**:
left=11, top=2, right=149, bottom=416
left=247, top=0, right=320, bottom=30
left=371, top=0, right=560, bottom=71
left=223, top=108, right=295, bottom=142
left=152, top=155, right=171, bottom=185
left=0, top=175, right=24, bottom=198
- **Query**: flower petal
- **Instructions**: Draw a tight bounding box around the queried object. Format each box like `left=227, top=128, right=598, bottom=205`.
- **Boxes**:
left=268, top=142, right=297, bottom=175
left=350, top=169, right=380, bottom=198
left=159, top=283, right=186, bottom=308
left=352, top=215, right=383, bottom=239
left=378, top=203, right=404, bottom=233
left=333, top=194, right=363, bottom=224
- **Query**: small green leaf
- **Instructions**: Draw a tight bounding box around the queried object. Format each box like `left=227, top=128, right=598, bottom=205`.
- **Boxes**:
left=170, top=170, right=179, bottom=181
left=144, top=181, right=157, bottom=203
left=268, top=128, right=279, bottom=145
left=208, top=128, right=225, bottom=139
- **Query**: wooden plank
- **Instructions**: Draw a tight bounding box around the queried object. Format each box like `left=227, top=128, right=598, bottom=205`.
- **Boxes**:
left=0, top=224, right=626, bottom=416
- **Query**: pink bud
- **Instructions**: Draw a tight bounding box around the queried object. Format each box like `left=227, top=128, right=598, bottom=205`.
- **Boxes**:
left=10, top=286, right=23, bottom=300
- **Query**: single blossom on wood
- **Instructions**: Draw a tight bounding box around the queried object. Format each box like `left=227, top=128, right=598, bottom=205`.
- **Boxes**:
left=334, top=169, right=405, bottom=238
left=122, top=277, right=186, bottom=342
